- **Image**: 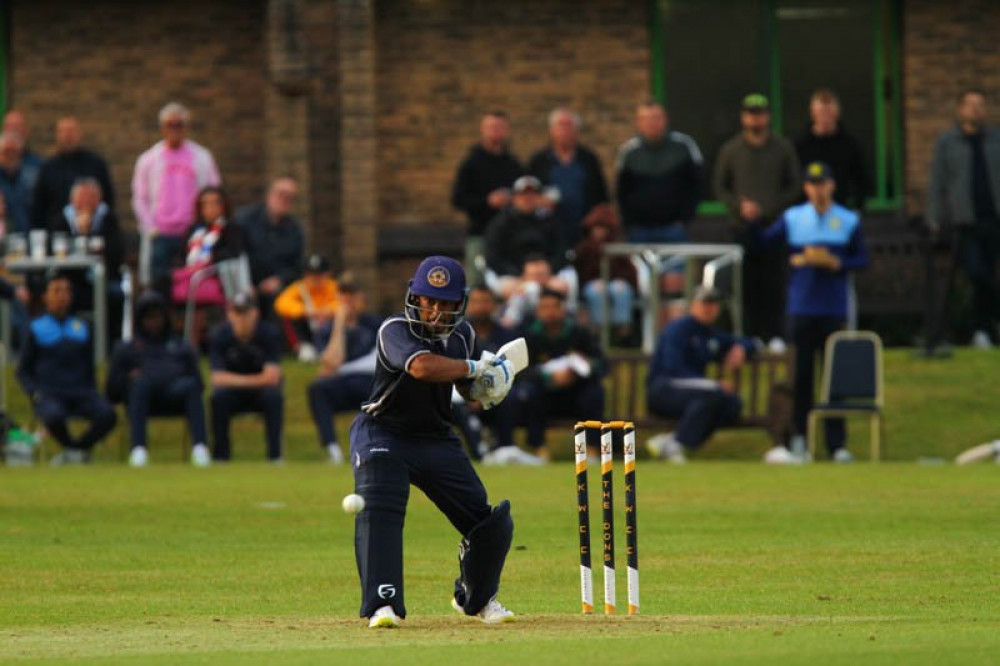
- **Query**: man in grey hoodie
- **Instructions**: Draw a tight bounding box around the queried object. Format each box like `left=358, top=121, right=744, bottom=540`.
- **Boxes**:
left=927, top=89, right=1000, bottom=348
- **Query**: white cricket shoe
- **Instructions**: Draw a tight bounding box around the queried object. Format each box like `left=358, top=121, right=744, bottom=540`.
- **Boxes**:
left=646, top=433, right=687, bottom=464
left=971, top=331, right=994, bottom=349
left=768, top=337, right=788, bottom=354
left=482, top=445, right=545, bottom=466
left=327, top=443, right=344, bottom=465
left=451, top=596, right=515, bottom=624
left=129, top=446, right=149, bottom=468
left=832, top=448, right=855, bottom=464
left=190, top=443, right=212, bottom=467
left=368, top=605, right=400, bottom=629
left=763, top=445, right=800, bottom=465
left=298, top=343, right=318, bottom=362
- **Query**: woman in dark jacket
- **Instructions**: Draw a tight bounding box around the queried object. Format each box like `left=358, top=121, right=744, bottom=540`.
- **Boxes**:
left=179, top=186, right=243, bottom=268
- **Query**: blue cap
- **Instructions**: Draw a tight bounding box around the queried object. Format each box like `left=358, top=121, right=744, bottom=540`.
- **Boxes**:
left=409, top=256, right=467, bottom=302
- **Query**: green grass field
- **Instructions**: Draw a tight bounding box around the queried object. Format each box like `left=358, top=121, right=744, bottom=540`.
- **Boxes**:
left=1, top=350, right=999, bottom=664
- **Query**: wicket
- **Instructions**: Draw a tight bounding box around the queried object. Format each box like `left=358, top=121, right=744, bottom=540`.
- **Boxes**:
left=574, top=420, right=639, bottom=616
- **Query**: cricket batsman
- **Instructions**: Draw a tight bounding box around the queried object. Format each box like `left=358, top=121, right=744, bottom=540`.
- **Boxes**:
left=349, top=256, right=517, bottom=628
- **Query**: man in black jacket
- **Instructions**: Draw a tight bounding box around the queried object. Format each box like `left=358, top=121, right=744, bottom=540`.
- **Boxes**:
left=33, top=117, right=116, bottom=226
left=527, top=107, right=609, bottom=259
left=451, top=111, right=523, bottom=284
left=484, top=176, right=561, bottom=282
left=795, top=89, right=869, bottom=211
left=235, top=177, right=305, bottom=318
left=107, top=292, right=208, bottom=467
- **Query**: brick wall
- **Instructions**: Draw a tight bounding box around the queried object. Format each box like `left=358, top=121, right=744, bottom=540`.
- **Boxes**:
left=903, top=0, right=1000, bottom=214
left=10, top=0, right=269, bottom=228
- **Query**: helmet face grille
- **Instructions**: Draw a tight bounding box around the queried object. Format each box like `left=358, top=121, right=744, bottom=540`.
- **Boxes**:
left=403, top=288, right=468, bottom=342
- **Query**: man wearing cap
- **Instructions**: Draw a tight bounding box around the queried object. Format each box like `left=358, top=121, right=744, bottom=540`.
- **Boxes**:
left=350, top=256, right=517, bottom=628
left=207, top=292, right=285, bottom=462
left=484, top=175, right=562, bottom=287
left=274, top=253, right=340, bottom=361
left=753, top=161, right=869, bottom=463
left=17, top=273, right=117, bottom=464
left=236, top=177, right=305, bottom=317
left=713, top=93, right=802, bottom=343
left=452, top=111, right=524, bottom=285
left=645, top=285, right=755, bottom=463
left=307, top=274, right=382, bottom=464
left=616, top=100, right=704, bottom=245
left=927, top=89, right=1000, bottom=349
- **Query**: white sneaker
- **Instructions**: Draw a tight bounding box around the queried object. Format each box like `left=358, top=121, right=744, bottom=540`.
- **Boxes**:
left=190, top=443, right=212, bottom=467
left=768, top=337, right=788, bottom=354
left=129, top=446, right=149, bottom=468
left=368, top=605, right=400, bottom=628
left=646, top=433, right=687, bottom=464
left=832, top=448, right=855, bottom=464
left=763, top=445, right=800, bottom=465
left=298, top=343, right=318, bottom=362
left=451, top=595, right=515, bottom=624
left=327, top=443, right=344, bottom=465
left=482, top=445, right=542, bottom=466
left=972, top=331, right=994, bottom=349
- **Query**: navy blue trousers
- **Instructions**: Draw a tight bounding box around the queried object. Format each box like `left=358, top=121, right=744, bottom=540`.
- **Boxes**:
left=308, top=373, right=372, bottom=447
left=127, top=376, right=207, bottom=448
left=790, top=315, right=845, bottom=453
left=647, top=378, right=741, bottom=448
left=210, top=386, right=284, bottom=460
left=350, top=413, right=491, bottom=619
left=34, top=390, right=117, bottom=451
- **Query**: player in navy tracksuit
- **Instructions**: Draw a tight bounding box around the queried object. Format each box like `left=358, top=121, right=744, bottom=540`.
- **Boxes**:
left=17, top=273, right=116, bottom=463
left=755, top=161, right=869, bottom=460
left=351, top=256, right=517, bottom=628
left=646, top=285, right=756, bottom=462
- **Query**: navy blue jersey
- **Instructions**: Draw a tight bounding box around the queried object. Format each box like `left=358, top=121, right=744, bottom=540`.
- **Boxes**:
left=208, top=320, right=283, bottom=374
left=649, top=315, right=755, bottom=389
left=361, top=315, right=475, bottom=438
left=345, top=313, right=383, bottom=362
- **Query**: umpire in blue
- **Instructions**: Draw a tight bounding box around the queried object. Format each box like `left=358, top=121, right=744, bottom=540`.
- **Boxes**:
left=351, top=256, right=517, bottom=628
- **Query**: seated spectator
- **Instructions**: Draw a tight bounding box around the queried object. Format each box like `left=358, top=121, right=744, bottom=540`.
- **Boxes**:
left=527, top=107, right=610, bottom=259
left=752, top=161, right=869, bottom=463
left=451, top=284, right=539, bottom=465
left=208, top=292, right=284, bottom=462
left=47, top=178, right=124, bottom=323
left=517, top=288, right=606, bottom=460
left=574, top=204, right=638, bottom=345
left=0, top=131, right=40, bottom=233
left=106, top=292, right=208, bottom=468
left=307, top=275, right=381, bottom=463
left=33, top=116, right=116, bottom=227
left=274, top=253, right=339, bottom=361
left=16, top=273, right=117, bottom=464
left=235, top=177, right=304, bottom=317
left=645, top=286, right=755, bottom=464
left=132, top=102, right=221, bottom=291
left=498, top=253, right=569, bottom=329
left=484, top=175, right=562, bottom=287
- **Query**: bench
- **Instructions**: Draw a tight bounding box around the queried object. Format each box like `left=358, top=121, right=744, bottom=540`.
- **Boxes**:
left=600, top=349, right=795, bottom=444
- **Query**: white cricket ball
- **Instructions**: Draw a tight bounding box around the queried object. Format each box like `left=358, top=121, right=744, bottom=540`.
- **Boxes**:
left=342, top=493, right=365, bottom=514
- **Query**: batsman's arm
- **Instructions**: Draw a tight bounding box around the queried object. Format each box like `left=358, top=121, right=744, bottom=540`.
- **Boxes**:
left=408, top=353, right=481, bottom=383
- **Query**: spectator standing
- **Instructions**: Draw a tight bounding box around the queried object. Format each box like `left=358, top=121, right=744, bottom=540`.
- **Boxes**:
left=795, top=89, right=869, bottom=211
left=33, top=117, right=116, bottom=226
left=106, top=292, right=209, bottom=468
left=927, top=89, right=1000, bottom=348
left=451, top=111, right=523, bottom=285
left=132, top=102, right=221, bottom=290
left=307, top=275, right=381, bottom=463
left=3, top=109, right=42, bottom=169
left=574, top=203, right=638, bottom=344
left=208, top=292, right=284, bottom=462
left=274, top=254, right=340, bottom=361
left=17, top=273, right=117, bottom=464
left=517, top=288, right=606, bottom=460
left=616, top=100, right=704, bottom=245
left=235, top=177, right=304, bottom=316
left=645, top=286, right=755, bottom=464
left=0, top=132, right=40, bottom=233
left=753, top=161, right=869, bottom=463
left=527, top=107, right=610, bottom=258
left=713, top=93, right=802, bottom=343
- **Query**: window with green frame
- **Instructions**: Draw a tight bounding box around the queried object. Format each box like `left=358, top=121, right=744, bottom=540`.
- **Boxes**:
left=651, top=0, right=903, bottom=214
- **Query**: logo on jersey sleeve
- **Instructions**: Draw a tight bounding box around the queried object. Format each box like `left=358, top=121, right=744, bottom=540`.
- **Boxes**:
left=427, top=266, right=450, bottom=288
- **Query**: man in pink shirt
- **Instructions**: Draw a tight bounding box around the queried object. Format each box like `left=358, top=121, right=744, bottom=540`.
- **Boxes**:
left=132, top=102, right=221, bottom=290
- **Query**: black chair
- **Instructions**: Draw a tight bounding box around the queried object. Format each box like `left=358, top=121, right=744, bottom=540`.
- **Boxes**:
left=807, top=331, right=884, bottom=462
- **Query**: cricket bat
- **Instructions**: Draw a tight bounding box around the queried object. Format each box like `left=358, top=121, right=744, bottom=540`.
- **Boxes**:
left=495, top=337, right=529, bottom=374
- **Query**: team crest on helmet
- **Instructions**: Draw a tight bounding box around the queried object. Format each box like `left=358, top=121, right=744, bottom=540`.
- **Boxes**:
left=427, top=266, right=450, bottom=288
